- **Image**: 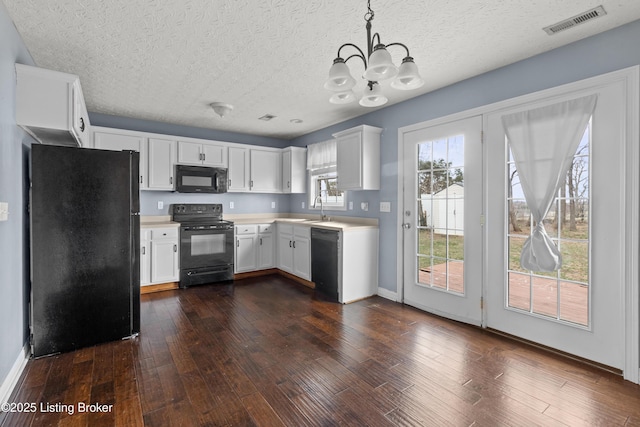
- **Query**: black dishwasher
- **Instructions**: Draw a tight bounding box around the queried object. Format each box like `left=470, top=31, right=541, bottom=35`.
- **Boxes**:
left=311, top=228, right=340, bottom=302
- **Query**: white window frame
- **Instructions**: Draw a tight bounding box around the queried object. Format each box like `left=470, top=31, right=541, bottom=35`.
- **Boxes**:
left=308, top=166, right=347, bottom=211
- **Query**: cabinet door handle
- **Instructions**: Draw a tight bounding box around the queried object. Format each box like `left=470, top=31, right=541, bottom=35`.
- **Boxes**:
left=260, top=238, right=262, bottom=245
left=173, top=244, right=177, bottom=252
left=289, top=240, right=292, bottom=248
left=142, top=247, right=145, bottom=255
left=203, top=153, right=206, bottom=161
left=140, top=176, right=143, bottom=184
left=228, top=179, right=231, bottom=187
left=293, top=240, right=296, bottom=249
left=287, top=181, right=290, bottom=188
left=237, top=240, right=240, bottom=247
left=250, top=180, right=253, bottom=188
left=170, top=177, right=173, bottom=185
left=79, top=117, right=85, bottom=132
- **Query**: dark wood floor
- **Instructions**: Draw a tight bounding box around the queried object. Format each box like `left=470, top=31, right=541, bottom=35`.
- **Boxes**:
left=2, top=275, right=640, bottom=426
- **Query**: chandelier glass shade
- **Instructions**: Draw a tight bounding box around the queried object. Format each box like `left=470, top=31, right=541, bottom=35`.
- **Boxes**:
left=359, top=82, right=387, bottom=107
left=325, top=0, right=423, bottom=107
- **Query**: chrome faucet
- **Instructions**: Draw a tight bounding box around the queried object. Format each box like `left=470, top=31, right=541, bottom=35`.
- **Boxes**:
left=313, top=195, right=328, bottom=221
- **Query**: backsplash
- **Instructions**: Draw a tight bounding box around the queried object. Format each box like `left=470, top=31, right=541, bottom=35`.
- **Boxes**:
left=140, top=191, right=292, bottom=216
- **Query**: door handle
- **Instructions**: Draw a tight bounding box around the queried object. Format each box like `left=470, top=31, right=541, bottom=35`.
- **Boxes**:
left=402, top=223, right=411, bottom=229
left=293, top=241, right=296, bottom=249
left=260, top=238, right=263, bottom=245
left=174, top=244, right=177, bottom=252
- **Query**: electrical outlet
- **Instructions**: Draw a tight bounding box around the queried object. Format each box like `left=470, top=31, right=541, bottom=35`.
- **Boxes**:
left=157, top=201, right=164, bottom=210
left=360, top=202, right=369, bottom=211
left=230, top=201, right=235, bottom=209
left=380, top=202, right=391, bottom=212
left=302, top=202, right=305, bottom=209
left=0, top=202, right=8, bottom=222
left=349, top=201, right=353, bottom=210
left=271, top=201, right=276, bottom=209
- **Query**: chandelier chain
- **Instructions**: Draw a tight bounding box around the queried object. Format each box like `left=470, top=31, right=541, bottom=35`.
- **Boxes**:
left=364, top=0, right=374, bottom=22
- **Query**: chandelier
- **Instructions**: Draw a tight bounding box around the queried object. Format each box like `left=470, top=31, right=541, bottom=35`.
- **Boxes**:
left=324, top=0, right=424, bottom=107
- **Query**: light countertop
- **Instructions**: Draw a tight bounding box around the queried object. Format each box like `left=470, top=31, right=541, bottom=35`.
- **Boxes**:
left=140, top=215, right=180, bottom=229
left=227, top=214, right=378, bottom=231
left=140, top=214, right=378, bottom=231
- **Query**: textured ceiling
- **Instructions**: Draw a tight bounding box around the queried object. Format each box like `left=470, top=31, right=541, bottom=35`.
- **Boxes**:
left=5, top=0, right=640, bottom=139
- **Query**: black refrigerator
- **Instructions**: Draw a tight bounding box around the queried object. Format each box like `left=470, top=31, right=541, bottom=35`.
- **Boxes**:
left=30, top=144, right=140, bottom=358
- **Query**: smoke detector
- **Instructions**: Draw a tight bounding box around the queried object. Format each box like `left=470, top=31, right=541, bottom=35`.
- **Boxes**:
left=543, top=6, right=607, bottom=35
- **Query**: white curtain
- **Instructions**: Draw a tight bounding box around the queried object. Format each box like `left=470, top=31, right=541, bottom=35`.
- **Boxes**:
left=307, top=139, right=336, bottom=170
left=502, top=94, right=597, bottom=272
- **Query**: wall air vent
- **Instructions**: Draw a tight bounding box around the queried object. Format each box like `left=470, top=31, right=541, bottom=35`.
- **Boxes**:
left=543, top=6, right=606, bottom=35
left=258, top=114, right=277, bottom=121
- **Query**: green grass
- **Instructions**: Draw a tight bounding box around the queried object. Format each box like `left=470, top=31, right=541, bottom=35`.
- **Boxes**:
left=417, top=222, right=588, bottom=283
left=418, top=229, right=464, bottom=266
left=508, top=222, right=588, bottom=283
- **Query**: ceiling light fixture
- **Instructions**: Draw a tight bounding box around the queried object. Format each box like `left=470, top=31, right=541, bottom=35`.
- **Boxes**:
left=210, top=102, right=233, bottom=118
left=324, top=0, right=424, bottom=108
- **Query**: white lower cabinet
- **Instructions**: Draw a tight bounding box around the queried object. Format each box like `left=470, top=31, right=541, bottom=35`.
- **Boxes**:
left=141, top=226, right=179, bottom=286
left=277, top=224, right=311, bottom=281
left=235, top=224, right=275, bottom=273
left=235, top=225, right=257, bottom=273
left=257, top=224, right=275, bottom=270
left=140, top=229, right=151, bottom=286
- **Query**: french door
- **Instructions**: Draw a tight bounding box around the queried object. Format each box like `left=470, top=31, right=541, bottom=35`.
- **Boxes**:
left=402, top=116, right=483, bottom=325
left=484, top=79, right=630, bottom=370
left=399, top=69, right=638, bottom=380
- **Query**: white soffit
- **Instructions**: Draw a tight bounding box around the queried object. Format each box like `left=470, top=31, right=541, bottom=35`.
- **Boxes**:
left=4, top=0, right=640, bottom=139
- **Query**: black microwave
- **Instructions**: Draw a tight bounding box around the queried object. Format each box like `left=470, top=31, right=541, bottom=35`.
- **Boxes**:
left=175, top=165, right=228, bottom=193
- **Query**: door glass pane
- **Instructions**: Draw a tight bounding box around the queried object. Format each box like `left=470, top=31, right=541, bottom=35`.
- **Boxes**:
left=505, top=123, right=591, bottom=327
left=508, top=272, right=531, bottom=311
left=416, top=136, right=465, bottom=294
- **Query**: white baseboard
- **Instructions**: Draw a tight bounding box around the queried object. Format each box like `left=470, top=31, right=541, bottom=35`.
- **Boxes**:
left=377, top=287, right=399, bottom=302
left=0, top=344, right=29, bottom=405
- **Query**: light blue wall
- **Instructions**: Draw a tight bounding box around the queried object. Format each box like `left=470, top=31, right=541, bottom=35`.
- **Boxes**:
left=290, top=18, right=640, bottom=293
left=140, top=192, right=291, bottom=216
left=0, top=1, right=36, bottom=397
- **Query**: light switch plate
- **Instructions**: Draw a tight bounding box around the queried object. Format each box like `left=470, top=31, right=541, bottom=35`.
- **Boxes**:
left=0, top=202, right=8, bottom=221
left=380, top=202, right=391, bottom=212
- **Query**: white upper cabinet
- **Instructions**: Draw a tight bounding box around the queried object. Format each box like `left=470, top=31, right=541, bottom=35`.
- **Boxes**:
left=177, top=140, right=227, bottom=167
left=16, top=64, right=91, bottom=148
left=228, top=147, right=282, bottom=193
left=228, top=147, right=250, bottom=192
left=282, top=147, right=307, bottom=194
left=250, top=149, right=282, bottom=193
left=334, top=125, right=382, bottom=191
left=93, top=126, right=148, bottom=189
left=148, top=138, right=176, bottom=190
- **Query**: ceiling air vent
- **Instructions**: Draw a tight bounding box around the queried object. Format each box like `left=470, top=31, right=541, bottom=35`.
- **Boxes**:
left=543, top=6, right=607, bottom=35
left=258, top=114, right=277, bottom=121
